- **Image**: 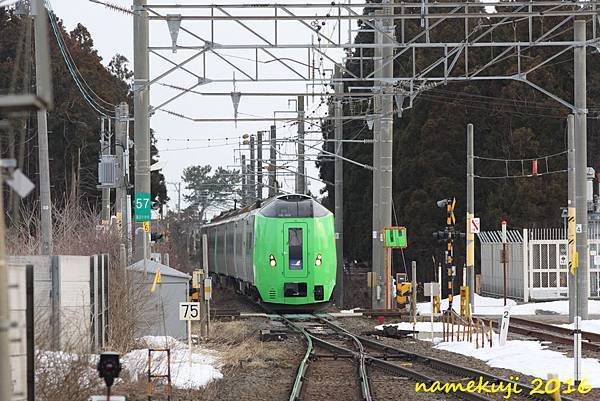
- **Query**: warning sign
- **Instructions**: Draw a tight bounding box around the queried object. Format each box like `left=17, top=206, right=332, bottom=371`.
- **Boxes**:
left=559, top=254, right=567, bottom=266
left=470, top=217, right=480, bottom=234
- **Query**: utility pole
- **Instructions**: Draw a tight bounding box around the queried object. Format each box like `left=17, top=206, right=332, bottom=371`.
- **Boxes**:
left=380, top=0, right=395, bottom=308
left=334, top=65, right=344, bottom=307
left=133, top=0, right=150, bottom=262
left=567, top=114, right=582, bottom=383
left=371, top=10, right=383, bottom=309
left=466, top=123, right=475, bottom=314
left=256, top=131, right=263, bottom=200
left=101, top=117, right=111, bottom=224
left=241, top=154, right=247, bottom=205
left=296, top=95, right=306, bottom=194
left=249, top=135, right=256, bottom=203
left=411, top=261, right=417, bottom=321
left=34, top=0, right=53, bottom=255
left=574, top=19, right=588, bottom=320
left=373, top=2, right=395, bottom=309
left=445, top=199, right=456, bottom=310
left=177, top=182, right=181, bottom=213
left=268, top=125, right=277, bottom=197
left=115, top=102, right=130, bottom=259
left=0, top=163, right=11, bottom=401
left=568, top=114, right=577, bottom=321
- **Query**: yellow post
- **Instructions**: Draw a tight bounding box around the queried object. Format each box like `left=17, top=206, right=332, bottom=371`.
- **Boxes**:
left=460, top=286, right=470, bottom=319
left=547, top=374, right=562, bottom=401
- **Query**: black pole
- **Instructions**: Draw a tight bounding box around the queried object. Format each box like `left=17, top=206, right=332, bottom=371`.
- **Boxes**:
left=26, top=264, right=34, bottom=401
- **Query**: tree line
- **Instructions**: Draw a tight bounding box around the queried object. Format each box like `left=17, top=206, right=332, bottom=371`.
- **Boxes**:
left=318, top=4, right=600, bottom=283
left=0, top=8, right=167, bottom=228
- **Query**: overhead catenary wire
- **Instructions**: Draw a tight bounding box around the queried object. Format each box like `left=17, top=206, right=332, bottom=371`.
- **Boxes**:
left=46, top=0, right=115, bottom=116
left=474, top=148, right=568, bottom=179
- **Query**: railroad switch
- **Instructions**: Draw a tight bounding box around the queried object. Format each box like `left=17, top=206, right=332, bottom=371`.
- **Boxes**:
left=260, top=329, right=288, bottom=341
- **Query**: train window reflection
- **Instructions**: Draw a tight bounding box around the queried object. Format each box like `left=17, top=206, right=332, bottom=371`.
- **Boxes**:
left=289, top=228, right=303, bottom=270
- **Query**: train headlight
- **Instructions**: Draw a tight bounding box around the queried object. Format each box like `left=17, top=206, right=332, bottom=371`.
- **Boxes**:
left=269, top=254, right=277, bottom=267
left=315, top=254, right=323, bottom=266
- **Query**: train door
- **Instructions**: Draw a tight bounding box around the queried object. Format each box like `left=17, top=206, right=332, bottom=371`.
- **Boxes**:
left=283, top=223, right=308, bottom=279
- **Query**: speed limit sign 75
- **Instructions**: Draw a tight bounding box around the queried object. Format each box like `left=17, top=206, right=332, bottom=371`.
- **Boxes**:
left=179, top=302, right=201, bottom=321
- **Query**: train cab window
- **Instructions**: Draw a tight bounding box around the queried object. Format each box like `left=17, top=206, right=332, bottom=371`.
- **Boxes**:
left=289, top=228, right=303, bottom=270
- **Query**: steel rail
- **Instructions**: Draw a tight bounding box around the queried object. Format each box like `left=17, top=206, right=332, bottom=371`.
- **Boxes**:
left=281, top=315, right=372, bottom=401
left=308, top=316, right=494, bottom=401
left=509, top=317, right=600, bottom=344
left=482, top=317, right=600, bottom=352
left=255, top=305, right=314, bottom=401
left=288, top=321, right=314, bottom=401
left=316, top=317, right=372, bottom=401
left=346, top=329, right=581, bottom=401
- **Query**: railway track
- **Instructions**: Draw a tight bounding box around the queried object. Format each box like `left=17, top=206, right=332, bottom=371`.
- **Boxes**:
left=280, top=314, right=584, bottom=401
left=282, top=314, right=371, bottom=401
left=482, top=316, right=600, bottom=353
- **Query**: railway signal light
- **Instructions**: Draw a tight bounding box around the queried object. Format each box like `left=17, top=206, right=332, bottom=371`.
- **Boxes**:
left=97, top=352, right=121, bottom=388
left=432, top=229, right=465, bottom=242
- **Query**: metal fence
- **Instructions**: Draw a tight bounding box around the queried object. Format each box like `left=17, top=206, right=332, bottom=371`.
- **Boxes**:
left=478, top=227, right=600, bottom=301
left=479, top=230, right=526, bottom=300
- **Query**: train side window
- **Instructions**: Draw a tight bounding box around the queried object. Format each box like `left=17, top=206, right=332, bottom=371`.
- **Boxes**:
left=288, top=228, right=303, bottom=270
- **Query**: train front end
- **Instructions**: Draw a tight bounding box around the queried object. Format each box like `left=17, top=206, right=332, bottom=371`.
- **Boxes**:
left=253, top=195, right=336, bottom=309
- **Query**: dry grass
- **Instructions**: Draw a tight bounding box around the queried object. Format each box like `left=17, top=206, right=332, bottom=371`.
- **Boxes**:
left=34, top=318, right=102, bottom=401
left=6, top=200, right=149, bottom=400
left=7, top=199, right=144, bottom=353
left=203, top=320, right=293, bottom=370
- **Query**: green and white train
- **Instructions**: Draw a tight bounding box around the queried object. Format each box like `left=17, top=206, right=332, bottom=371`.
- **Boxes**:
left=198, top=194, right=337, bottom=309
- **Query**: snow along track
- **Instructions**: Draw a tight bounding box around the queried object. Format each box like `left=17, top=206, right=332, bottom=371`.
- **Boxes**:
left=482, top=317, right=600, bottom=353
left=283, top=314, right=497, bottom=401
left=319, top=316, right=583, bottom=401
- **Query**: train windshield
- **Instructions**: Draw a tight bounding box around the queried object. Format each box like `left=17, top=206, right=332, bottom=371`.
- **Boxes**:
left=288, top=228, right=303, bottom=270
left=260, top=196, right=330, bottom=218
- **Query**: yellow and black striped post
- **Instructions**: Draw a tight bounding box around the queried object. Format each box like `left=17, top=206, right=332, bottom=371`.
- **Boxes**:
left=446, top=198, right=456, bottom=311
left=568, top=207, right=578, bottom=275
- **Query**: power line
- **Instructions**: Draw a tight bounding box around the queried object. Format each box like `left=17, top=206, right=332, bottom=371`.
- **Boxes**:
left=46, top=0, right=115, bottom=116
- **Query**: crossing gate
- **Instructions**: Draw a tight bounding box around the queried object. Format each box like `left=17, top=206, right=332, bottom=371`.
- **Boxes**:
left=478, top=227, right=600, bottom=301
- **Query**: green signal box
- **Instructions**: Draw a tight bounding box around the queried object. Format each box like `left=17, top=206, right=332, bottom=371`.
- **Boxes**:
left=134, top=193, right=151, bottom=222
left=384, top=226, right=407, bottom=248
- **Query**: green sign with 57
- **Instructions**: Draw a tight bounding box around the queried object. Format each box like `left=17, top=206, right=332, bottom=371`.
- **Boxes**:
left=134, top=193, right=151, bottom=222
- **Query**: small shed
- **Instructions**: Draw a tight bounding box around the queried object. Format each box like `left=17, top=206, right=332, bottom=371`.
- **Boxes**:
left=128, top=259, right=190, bottom=339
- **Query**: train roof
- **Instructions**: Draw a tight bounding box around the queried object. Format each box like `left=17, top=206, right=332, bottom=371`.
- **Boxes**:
left=202, top=194, right=331, bottom=227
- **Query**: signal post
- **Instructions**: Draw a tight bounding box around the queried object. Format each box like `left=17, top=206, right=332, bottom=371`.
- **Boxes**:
left=383, top=226, right=407, bottom=309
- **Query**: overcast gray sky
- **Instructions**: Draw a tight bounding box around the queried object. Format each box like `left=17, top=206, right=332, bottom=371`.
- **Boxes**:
left=48, top=0, right=355, bottom=214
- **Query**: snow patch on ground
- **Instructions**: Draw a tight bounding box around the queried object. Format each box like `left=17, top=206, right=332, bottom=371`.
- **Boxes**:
left=417, top=293, right=600, bottom=316
left=556, top=320, right=600, bottom=335
left=36, top=336, right=222, bottom=390
left=435, top=335, right=600, bottom=388
left=123, top=336, right=222, bottom=389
